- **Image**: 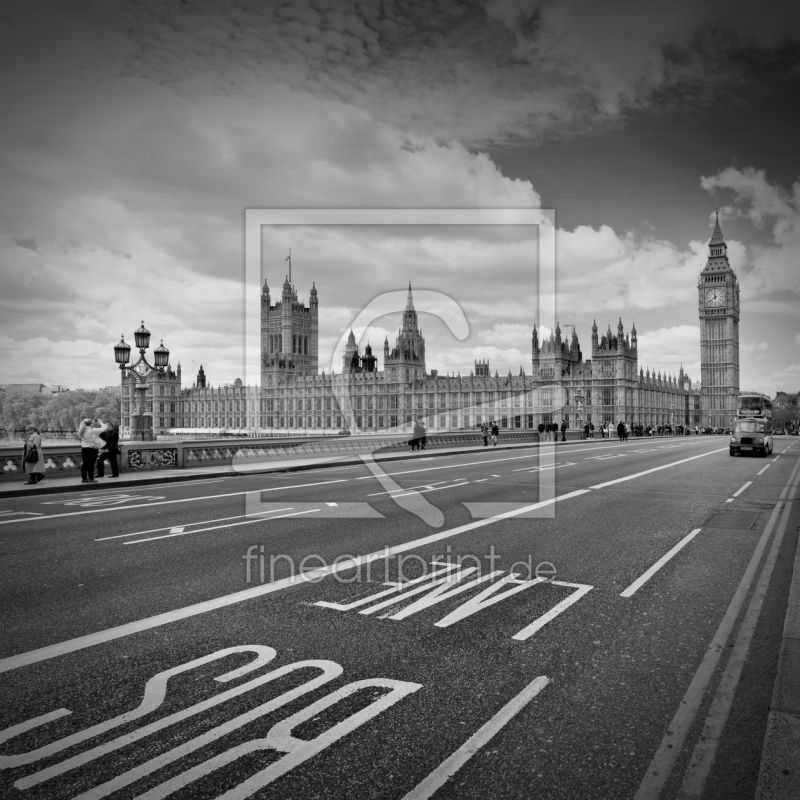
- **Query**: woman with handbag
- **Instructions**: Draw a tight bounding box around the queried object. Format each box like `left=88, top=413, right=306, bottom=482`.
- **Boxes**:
left=23, top=425, right=45, bottom=485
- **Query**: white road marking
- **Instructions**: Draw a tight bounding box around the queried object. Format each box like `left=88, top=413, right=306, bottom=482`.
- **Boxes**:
left=585, top=454, right=624, bottom=460
left=0, top=480, right=348, bottom=526
left=169, top=527, right=184, bottom=534
left=367, top=481, right=446, bottom=497
left=400, top=675, right=550, bottom=800
left=511, top=582, right=593, bottom=640
left=590, top=448, right=728, bottom=489
left=620, top=529, right=701, bottom=598
left=0, top=511, right=43, bottom=516
left=124, top=509, right=309, bottom=544
left=725, top=499, right=734, bottom=503
left=95, top=509, right=294, bottom=541
left=757, top=464, right=771, bottom=476
left=678, top=501, right=794, bottom=797
left=772, top=455, right=780, bottom=461
left=635, top=498, right=788, bottom=799
left=326, top=502, right=338, bottom=507
left=491, top=474, right=501, bottom=478
left=512, top=462, right=575, bottom=473
left=392, top=482, right=469, bottom=499
left=0, top=489, right=590, bottom=673
left=732, top=481, right=752, bottom=497
left=474, top=478, right=487, bottom=482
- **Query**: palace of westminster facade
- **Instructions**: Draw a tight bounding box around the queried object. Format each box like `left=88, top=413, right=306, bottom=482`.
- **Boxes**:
left=121, top=216, right=740, bottom=436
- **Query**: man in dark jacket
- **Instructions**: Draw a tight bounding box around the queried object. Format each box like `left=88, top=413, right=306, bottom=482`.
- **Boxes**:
left=560, top=419, right=567, bottom=442
left=96, top=421, right=120, bottom=478
left=537, top=421, right=545, bottom=442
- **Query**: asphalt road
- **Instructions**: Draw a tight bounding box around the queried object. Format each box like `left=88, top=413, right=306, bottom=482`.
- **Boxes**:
left=1, top=435, right=798, bottom=800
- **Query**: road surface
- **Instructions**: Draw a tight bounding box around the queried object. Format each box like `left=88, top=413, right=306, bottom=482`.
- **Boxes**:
left=1, top=435, right=798, bottom=799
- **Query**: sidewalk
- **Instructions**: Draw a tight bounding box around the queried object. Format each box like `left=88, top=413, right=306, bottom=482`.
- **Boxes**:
left=0, top=434, right=622, bottom=498
left=756, top=478, right=800, bottom=799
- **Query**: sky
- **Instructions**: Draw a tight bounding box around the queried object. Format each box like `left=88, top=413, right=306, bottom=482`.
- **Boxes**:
left=1, top=0, right=799, bottom=394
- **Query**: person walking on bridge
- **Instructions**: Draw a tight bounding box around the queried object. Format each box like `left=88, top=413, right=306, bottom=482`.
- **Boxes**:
left=22, top=425, right=45, bottom=485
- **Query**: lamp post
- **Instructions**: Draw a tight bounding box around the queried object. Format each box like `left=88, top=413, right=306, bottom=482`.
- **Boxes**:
left=574, top=392, right=584, bottom=431
left=113, top=321, right=169, bottom=441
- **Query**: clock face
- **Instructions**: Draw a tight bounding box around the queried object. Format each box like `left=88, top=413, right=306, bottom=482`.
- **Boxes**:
left=705, top=287, right=725, bottom=307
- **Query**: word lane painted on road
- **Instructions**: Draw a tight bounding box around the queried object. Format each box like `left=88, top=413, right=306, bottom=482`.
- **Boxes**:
left=314, top=561, right=592, bottom=640
left=0, top=644, right=419, bottom=799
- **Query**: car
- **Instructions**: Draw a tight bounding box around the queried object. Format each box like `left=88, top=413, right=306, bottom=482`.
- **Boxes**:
left=337, top=429, right=351, bottom=436
left=729, top=418, right=773, bottom=457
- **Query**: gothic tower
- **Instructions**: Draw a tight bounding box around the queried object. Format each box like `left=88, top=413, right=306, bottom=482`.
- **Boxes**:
left=384, top=283, right=426, bottom=382
left=261, top=268, right=319, bottom=386
left=698, top=212, right=740, bottom=428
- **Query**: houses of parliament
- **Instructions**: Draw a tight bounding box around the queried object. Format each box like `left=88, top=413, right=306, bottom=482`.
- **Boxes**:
left=121, top=216, right=741, bottom=436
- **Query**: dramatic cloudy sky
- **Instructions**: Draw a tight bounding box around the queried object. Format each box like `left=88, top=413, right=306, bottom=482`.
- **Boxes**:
left=1, top=0, right=799, bottom=393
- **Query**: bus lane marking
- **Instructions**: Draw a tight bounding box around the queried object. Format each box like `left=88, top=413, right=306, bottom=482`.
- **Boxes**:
left=401, top=674, right=550, bottom=800
left=3, top=644, right=420, bottom=800
left=314, top=561, right=592, bottom=641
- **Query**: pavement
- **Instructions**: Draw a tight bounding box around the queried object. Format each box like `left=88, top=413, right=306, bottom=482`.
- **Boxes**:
left=0, top=434, right=798, bottom=799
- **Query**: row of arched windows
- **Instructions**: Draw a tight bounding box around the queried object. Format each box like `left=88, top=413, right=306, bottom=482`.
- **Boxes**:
left=268, top=334, right=310, bottom=355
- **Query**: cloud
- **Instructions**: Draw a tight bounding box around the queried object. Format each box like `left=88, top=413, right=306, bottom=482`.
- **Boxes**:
left=636, top=325, right=700, bottom=381
left=701, top=167, right=800, bottom=298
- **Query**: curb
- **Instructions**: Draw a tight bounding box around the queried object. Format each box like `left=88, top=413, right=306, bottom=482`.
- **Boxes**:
left=0, top=436, right=613, bottom=498
left=755, top=498, right=800, bottom=800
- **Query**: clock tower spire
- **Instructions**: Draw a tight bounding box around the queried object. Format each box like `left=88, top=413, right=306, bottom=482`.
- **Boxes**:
left=698, top=210, right=740, bottom=429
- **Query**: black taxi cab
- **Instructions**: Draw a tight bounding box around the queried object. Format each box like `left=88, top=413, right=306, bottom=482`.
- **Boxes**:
left=729, top=418, right=773, bottom=457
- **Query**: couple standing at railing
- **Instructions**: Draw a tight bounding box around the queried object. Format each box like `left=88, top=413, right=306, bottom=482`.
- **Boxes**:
left=78, top=418, right=120, bottom=483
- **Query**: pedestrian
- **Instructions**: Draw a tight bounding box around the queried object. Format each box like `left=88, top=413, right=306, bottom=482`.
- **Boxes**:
left=583, top=422, right=589, bottom=439
left=537, top=420, right=545, bottom=443
left=22, top=425, right=45, bottom=485
left=624, top=422, right=629, bottom=442
left=560, top=418, right=567, bottom=442
left=78, top=417, right=107, bottom=483
left=617, top=420, right=625, bottom=442
left=409, top=419, right=423, bottom=451
left=419, top=421, right=427, bottom=450
left=96, top=420, right=121, bottom=478
left=482, top=421, right=490, bottom=446
left=589, top=421, right=595, bottom=439
left=551, top=421, right=558, bottom=441
left=491, top=421, right=499, bottom=446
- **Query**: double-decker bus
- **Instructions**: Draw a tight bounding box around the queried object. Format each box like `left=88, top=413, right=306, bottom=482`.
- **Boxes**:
left=731, top=393, right=773, bottom=457
left=737, top=393, right=772, bottom=421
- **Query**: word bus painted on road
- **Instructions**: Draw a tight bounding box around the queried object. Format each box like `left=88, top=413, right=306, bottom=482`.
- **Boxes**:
left=0, top=645, right=420, bottom=798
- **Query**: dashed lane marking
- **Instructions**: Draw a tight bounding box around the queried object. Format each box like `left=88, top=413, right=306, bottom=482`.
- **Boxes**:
left=620, top=529, right=701, bottom=598
left=401, top=675, right=551, bottom=800
left=732, top=481, right=752, bottom=498
left=757, top=464, right=771, bottom=476
left=124, top=509, right=317, bottom=544
left=589, top=448, right=728, bottom=489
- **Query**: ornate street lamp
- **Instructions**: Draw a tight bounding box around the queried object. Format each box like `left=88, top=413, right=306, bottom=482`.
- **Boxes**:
left=113, top=321, right=170, bottom=442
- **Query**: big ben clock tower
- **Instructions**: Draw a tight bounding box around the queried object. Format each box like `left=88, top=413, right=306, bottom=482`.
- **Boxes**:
left=698, top=211, right=740, bottom=429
